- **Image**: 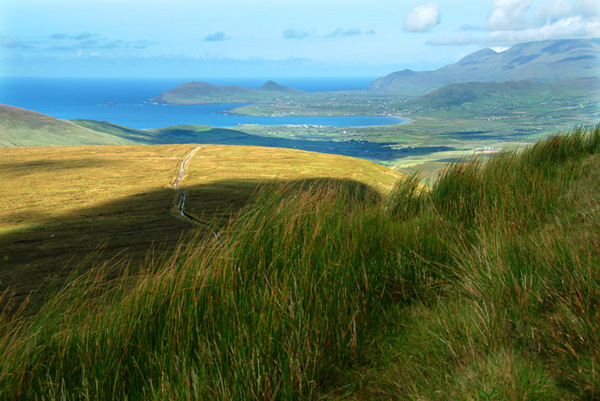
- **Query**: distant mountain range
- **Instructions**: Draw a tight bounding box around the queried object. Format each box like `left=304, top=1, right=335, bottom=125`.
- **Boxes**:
left=150, top=80, right=303, bottom=104
left=150, top=39, right=599, bottom=106
left=367, top=39, right=600, bottom=95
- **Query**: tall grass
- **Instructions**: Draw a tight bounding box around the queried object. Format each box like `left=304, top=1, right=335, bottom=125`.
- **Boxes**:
left=0, top=125, right=599, bottom=399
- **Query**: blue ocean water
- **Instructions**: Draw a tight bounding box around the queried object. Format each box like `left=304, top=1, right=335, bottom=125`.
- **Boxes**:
left=0, top=77, right=405, bottom=129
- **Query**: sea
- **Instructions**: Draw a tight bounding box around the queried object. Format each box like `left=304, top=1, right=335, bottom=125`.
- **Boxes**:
left=0, top=77, right=405, bottom=129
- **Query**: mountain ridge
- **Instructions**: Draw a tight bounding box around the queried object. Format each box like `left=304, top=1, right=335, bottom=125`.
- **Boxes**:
left=367, top=39, right=600, bottom=95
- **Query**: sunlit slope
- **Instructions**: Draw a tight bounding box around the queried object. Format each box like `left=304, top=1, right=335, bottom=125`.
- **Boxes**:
left=0, top=144, right=197, bottom=299
left=180, top=145, right=406, bottom=222
left=0, top=105, right=139, bottom=146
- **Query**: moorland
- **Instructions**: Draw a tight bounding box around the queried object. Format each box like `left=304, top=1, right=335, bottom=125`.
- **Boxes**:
left=0, top=126, right=598, bottom=399
left=0, top=37, right=598, bottom=399
left=0, top=143, right=403, bottom=310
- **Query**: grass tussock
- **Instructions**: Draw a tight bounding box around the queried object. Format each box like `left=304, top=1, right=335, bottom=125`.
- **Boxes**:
left=0, top=125, right=599, bottom=399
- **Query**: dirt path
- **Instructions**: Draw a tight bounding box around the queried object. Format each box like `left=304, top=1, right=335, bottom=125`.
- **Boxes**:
left=172, top=146, right=202, bottom=222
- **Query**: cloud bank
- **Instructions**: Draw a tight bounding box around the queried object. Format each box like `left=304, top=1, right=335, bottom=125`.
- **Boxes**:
left=430, top=0, right=600, bottom=46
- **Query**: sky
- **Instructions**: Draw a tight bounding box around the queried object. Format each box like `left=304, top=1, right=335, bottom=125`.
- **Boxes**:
left=1, top=0, right=599, bottom=78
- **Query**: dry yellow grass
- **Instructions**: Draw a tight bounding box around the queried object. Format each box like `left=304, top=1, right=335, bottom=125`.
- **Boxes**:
left=181, top=145, right=405, bottom=222
left=0, top=144, right=197, bottom=233
left=0, top=144, right=405, bottom=307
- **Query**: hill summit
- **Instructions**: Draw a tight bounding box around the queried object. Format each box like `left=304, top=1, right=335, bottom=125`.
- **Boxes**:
left=259, top=80, right=301, bottom=93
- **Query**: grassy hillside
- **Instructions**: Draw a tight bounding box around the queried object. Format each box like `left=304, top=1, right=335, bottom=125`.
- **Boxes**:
left=0, top=126, right=598, bottom=399
left=411, top=78, right=600, bottom=109
left=72, top=120, right=258, bottom=145
left=0, top=144, right=198, bottom=307
left=0, top=105, right=140, bottom=146
left=180, top=144, right=403, bottom=223
left=0, top=144, right=403, bottom=310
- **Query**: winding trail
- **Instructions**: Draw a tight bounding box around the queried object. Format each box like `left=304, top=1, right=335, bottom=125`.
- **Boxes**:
left=172, top=146, right=202, bottom=222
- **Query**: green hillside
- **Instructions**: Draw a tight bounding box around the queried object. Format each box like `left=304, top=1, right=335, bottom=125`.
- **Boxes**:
left=410, top=77, right=600, bottom=109
left=0, top=105, right=139, bottom=146
left=72, top=120, right=258, bottom=145
left=0, top=126, right=598, bottom=399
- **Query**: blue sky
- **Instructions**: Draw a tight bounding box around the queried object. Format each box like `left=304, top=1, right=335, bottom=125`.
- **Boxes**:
left=1, top=0, right=598, bottom=77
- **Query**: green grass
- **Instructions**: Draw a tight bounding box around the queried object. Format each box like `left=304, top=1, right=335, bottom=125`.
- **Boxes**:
left=0, top=105, right=138, bottom=146
left=0, top=126, right=599, bottom=399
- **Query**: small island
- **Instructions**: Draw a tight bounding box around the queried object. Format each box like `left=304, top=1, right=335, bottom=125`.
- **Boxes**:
left=149, top=80, right=303, bottom=105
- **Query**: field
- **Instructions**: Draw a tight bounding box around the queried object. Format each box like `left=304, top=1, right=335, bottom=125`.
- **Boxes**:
left=0, top=144, right=403, bottom=309
left=0, top=144, right=197, bottom=306
left=0, top=126, right=598, bottom=399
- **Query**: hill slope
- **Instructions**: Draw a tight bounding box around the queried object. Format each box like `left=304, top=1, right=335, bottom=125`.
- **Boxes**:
left=0, top=105, right=140, bottom=146
left=0, top=143, right=404, bottom=307
left=368, top=39, right=600, bottom=95
left=409, top=77, right=600, bottom=109
left=0, top=127, right=598, bottom=399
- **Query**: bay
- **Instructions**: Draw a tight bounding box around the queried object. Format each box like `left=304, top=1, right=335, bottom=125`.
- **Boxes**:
left=0, top=77, right=405, bottom=129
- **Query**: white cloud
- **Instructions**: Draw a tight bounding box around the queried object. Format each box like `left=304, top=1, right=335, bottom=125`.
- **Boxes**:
left=404, top=3, right=441, bottom=32
left=535, top=0, right=599, bottom=24
left=486, top=0, right=532, bottom=31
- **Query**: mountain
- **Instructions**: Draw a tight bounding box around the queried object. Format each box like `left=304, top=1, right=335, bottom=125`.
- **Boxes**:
left=259, top=80, right=302, bottom=93
left=150, top=81, right=304, bottom=104
left=0, top=105, right=140, bottom=147
left=409, top=77, right=600, bottom=109
left=367, top=39, right=600, bottom=95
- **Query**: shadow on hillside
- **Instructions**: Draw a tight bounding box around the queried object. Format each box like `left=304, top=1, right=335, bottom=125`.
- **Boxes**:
left=147, top=127, right=457, bottom=163
left=183, top=177, right=383, bottom=223
left=0, top=176, right=383, bottom=315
